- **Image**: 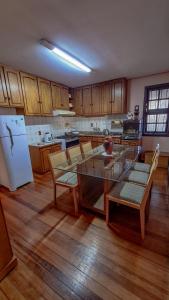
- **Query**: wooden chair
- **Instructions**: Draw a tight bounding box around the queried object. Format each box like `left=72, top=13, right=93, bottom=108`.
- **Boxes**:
left=48, top=150, right=79, bottom=216
left=105, top=151, right=159, bottom=239
left=122, top=145, right=160, bottom=186
left=81, top=141, right=93, bottom=158
left=132, top=144, right=160, bottom=173
left=67, top=145, right=82, bottom=164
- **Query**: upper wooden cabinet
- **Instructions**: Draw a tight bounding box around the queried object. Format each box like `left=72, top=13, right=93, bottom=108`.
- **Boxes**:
left=73, top=78, right=127, bottom=116
left=82, top=86, right=92, bottom=115
left=51, top=82, right=62, bottom=109
left=61, top=86, right=69, bottom=109
left=20, top=73, right=41, bottom=115
left=4, top=67, right=24, bottom=107
left=38, top=78, right=52, bottom=115
left=112, top=79, right=127, bottom=114
left=101, top=82, right=112, bottom=114
left=92, top=84, right=102, bottom=115
left=51, top=83, right=69, bottom=109
left=73, top=88, right=83, bottom=115
left=0, top=66, right=9, bottom=107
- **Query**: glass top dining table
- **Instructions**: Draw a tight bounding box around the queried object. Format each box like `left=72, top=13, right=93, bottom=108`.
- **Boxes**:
left=53, top=144, right=141, bottom=183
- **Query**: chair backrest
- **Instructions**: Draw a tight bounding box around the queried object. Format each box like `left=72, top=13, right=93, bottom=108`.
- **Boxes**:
left=81, top=142, right=93, bottom=158
left=149, top=144, right=160, bottom=175
left=67, top=145, right=82, bottom=164
left=48, top=150, right=69, bottom=181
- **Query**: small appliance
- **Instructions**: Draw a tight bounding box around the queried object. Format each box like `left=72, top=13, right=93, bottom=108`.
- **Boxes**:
left=44, top=132, right=52, bottom=143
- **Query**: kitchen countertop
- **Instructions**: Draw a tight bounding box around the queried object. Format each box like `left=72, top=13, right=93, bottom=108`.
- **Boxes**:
left=29, top=140, right=62, bottom=148
left=79, top=132, right=122, bottom=137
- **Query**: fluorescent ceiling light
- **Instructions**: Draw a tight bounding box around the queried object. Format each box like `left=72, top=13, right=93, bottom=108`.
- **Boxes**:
left=40, top=39, right=91, bottom=73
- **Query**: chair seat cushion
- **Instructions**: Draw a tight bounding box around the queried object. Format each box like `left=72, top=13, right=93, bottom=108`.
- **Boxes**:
left=120, top=182, right=145, bottom=204
left=128, top=170, right=149, bottom=185
left=57, top=172, right=77, bottom=185
left=133, top=162, right=151, bottom=173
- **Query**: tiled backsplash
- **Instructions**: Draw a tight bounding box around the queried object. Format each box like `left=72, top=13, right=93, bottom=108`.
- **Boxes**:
left=26, top=115, right=126, bottom=144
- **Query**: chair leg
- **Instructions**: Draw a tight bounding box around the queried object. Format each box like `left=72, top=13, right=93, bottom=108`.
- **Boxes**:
left=140, top=208, right=145, bottom=240
left=72, top=187, right=78, bottom=216
left=106, top=197, right=110, bottom=225
left=54, top=184, right=57, bottom=206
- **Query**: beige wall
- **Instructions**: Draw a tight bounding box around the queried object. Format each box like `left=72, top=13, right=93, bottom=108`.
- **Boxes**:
left=127, top=72, right=169, bottom=152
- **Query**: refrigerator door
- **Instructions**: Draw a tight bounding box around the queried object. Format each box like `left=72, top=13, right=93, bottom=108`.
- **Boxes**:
left=0, top=115, right=26, bottom=138
left=0, top=135, right=33, bottom=191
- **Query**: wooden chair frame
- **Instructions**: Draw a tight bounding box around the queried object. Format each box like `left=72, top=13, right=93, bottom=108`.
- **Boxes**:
left=106, top=147, right=160, bottom=239
left=48, top=150, right=79, bottom=216
left=80, top=141, right=93, bottom=159
left=67, top=144, right=82, bottom=165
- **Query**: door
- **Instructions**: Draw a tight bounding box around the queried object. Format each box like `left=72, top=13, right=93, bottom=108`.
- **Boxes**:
left=38, top=78, right=52, bottom=115
left=82, top=86, right=92, bottom=115
left=20, top=72, right=41, bottom=115
left=92, top=84, right=102, bottom=115
left=4, top=67, right=24, bottom=107
left=51, top=83, right=62, bottom=108
left=73, top=88, right=83, bottom=115
left=61, top=86, right=69, bottom=109
left=101, top=82, right=112, bottom=114
left=0, top=115, right=26, bottom=137
left=0, top=66, right=9, bottom=107
left=112, top=79, right=127, bottom=113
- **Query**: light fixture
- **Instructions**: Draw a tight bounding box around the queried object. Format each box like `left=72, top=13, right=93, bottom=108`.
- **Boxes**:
left=40, top=39, right=92, bottom=73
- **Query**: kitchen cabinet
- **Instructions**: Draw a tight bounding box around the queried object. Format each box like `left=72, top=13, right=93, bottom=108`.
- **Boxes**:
left=51, top=83, right=69, bottom=109
left=0, top=200, right=17, bottom=281
left=29, top=143, right=61, bottom=173
left=4, top=67, right=24, bottom=107
left=101, top=82, right=112, bottom=114
left=112, top=79, right=127, bottom=114
left=82, top=86, right=92, bottom=115
left=20, top=72, right=41, bottom=115
left=61, top=86, right=69, bottom=109
left=92, top=84, right=102, bottom=115
left=73, top=78, right=127, bottom=116
left=51, top=82, right=62, bottom=109
left=38, top=78, right=52, bottom=115
left=121, top=139, right=142, bottom=146
left=73, top=88, right=83, bottom=115
left=0, top=66, right=9, bottom=107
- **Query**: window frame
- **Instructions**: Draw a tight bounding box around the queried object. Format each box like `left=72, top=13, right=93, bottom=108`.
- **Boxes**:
left=143, top=82, right=169, bottom=137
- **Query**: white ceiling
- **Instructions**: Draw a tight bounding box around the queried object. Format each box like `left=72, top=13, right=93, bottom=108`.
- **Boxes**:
left=0, top=0, right=169, bottom=87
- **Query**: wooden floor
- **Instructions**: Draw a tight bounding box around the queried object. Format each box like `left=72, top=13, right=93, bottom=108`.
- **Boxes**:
left=0, top=168, right=169, bottom=300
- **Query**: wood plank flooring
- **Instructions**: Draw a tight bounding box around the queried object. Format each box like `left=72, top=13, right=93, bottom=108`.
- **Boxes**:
left=0, top=169, right=169, bottom=300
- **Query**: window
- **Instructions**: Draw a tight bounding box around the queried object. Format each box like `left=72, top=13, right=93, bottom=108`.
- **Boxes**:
left=143, top=83, right=169, bottom=136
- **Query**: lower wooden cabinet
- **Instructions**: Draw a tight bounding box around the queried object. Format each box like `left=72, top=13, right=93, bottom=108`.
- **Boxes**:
left=0, top=200, right=17, bottom=281
left=29, top=143, right=61, bottom=173
left=121, top=139, right=142, bottom=146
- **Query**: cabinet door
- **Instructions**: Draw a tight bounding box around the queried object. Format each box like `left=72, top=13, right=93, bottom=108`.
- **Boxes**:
left=82, top=86, right=92, bottom=115
left=0, top=66, right=9, bottom=107
left=41, top=148, right=51, bottom=172
left=50, top=144, right=61, bottom=153
left=20, top=73, right=41, bottom=115
left=112, top=79, right=127, bottom=114
left=61, top=86, right=69, bottom=109
left=73, top=88, right=83, bottom=115
left=51, top=83, right=62, bottom=108
left=101, top=82, right=112, bottom=114
left=92, top=84, right=101, bottom=115
left=4, top=67, right=23, bottom=107
left=38, top=78, right=52, bottom=115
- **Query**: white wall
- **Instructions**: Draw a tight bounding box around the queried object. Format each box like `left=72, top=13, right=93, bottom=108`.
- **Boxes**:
left=128, top=72, right=169, bottom=151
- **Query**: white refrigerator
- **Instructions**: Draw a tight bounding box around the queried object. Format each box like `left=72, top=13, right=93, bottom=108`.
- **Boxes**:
left=0, top=115, right=33, bottom=191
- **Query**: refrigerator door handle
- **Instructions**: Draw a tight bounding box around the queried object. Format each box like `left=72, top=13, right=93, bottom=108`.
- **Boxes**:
left=6, top=124, right=14, bottom=154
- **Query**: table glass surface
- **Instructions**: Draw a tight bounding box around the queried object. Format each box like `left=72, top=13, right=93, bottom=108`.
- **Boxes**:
left=53, top=144, right=141, bottom=182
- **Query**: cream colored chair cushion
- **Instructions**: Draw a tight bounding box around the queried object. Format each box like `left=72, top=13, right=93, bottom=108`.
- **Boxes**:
left=57, top=172, right=77, bottom=185
left=128, top=170, right=149, bottom=185
left=120, top=182, right=145, bottom=204
left=133, top=162, right=151, bottom=173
